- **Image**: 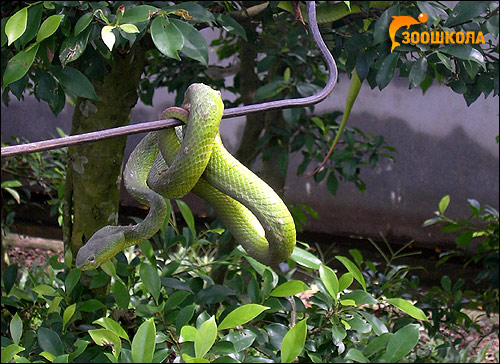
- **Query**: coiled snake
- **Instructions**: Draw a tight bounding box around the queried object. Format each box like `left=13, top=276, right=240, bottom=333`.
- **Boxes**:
left=76, top=83, right=296, bottom=270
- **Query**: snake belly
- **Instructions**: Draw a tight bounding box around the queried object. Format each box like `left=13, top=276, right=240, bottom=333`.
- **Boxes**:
left=76, top=83, right=295, bottom=270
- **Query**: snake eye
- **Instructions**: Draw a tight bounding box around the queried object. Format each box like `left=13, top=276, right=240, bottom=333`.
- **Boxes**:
left=89, top=256, right=95, bottom=263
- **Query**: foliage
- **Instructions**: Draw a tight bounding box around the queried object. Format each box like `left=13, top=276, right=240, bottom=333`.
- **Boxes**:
left=1, top=202, right=431, bottom=363
left=424, top=195, right=499, bottom=290
left=1, top=131, right=68, bottom=235
left=309, top=1, right=499, bottom=106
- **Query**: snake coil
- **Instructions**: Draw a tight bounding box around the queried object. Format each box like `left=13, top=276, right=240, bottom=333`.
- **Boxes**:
left=76, top=83, right=296, bottom=270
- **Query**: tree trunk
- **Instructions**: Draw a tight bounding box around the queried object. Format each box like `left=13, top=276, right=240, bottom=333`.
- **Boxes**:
left=65, top=45, right=147, bottom=262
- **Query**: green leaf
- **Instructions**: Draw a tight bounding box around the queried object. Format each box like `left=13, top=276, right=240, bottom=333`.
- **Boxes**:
left=59, top=26, right=91, bottom=67
left=139, top=262, right=161, bottom=304
left=93, top=317, right=130, bottom=342
left=373, top=4, right=399, bottom=45
left=3, top=43, right=40, bottom=88
left=3, top=263, right=17, bottom=295
left=386, top=298, right=428, bottom=321
left=439, top=195, right=450, bottom=214
left=36, top=15, right=64, bottom=43
left=176, top=304, right=196, bottom=332
left=33, top=284, right=57, bottom=296
left=74, top=12, right=93, bottom=35
left=112, top=279, right=130, bottom=309
left=79, top=298, right=105, bottom=312
left=341, top=290, right=377, bottom=306
left=164, top=290, right=191, bottom=311
left=171, top=19, right=208, bottom=65
left=216, top=14, right=247, bottom=41
left=175, top=200, right=195, bottom=238
left=63, top=303, right=76, bottom=330
left=1, top=344, right=25, bottom=363
left=345, top=348, right=369, bottom=363
left=327, top=172, right=339, bottom=195
left=338, top=272, right=353, bottom=292
left=88, top=329, right=121, bottom=360
left=290, top=246, right=321, bottom=269
left=49, top=65, right=98, bottom=100
left=131, top=318, right=156, bottom=363
left=4, top=187, right=20, bottom=203
left=456, top=230, right=474, bottom=247
left=119, top=24, right=139, bottom=34
left=64, top=269, right=81, bottom=296
left=121, top=5, right=158, bottom=23
left=358, top=311, right=388, bottom=336
left=101, top=25, right=115, bottom=51
left=280, top=318, right=307, bottom=363
left=444, top=1, right=490, bottom=27
left=37, top=327, right=63, bottom=357
left=6, top=7, right=27, bottom=46
left=364, top=332, right=391, bottom=357
left=376, top=52, right=399, bottom=90
left=319, top=264, right=339, bottom=302
left=254, top=79, right=287, bottom=101
left=439, top=45, right=485, bottom=67
left=409, top=57, right=428, bottom=88
left=183, top=354, right=210, bottom=363
left=10, top=312, right=23, bottom=345
left=195, top=316, right=217, bottom=358
left=381, top=324, right=420, bottom=362
left=218, top=304, right=270, bottom=330
left=436, top=52, right=453, bottom=72
left=440, top=275, right=452, bottom=292
left=18, top=4, right=43, bottom=47
left=269, top=280, right=309, bottom=297
left=180, top=325, right=197, bottom=342
left=336, top=256, right=366, bottom=290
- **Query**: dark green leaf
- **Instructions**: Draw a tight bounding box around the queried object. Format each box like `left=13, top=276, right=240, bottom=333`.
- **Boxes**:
left=112, top=279, right=130, bottom=309
left=195, top=285, right=235, bottom=304
left=409, top=57, right=428, bottom=88
left=37, top=327, right=63, bottom=356
left=3, top=263, right=18, bottom=295
left=376, top=52, right=399, bottom=90
left=290, top=246, right=321, bottom=269
left=74, top=12, right=93, bottom=35
left=456, top=230, right=474, bottom=247
left=140, top=262, right=161, bottom=303
left=223, top=329, right=257, bottom=352
left=439, top=45, right=485, bottom=66
left=64, top=269, right=81, bottom=296
left=59, top=26, right=91, bottom=67
left=171, top=19, right=208, bottom=65
left=345, top=348, right=369, bottom=363
left=176, top=200, right=196, bottom=237
left=150, top=17, right=183, bottom=60
left=79, top=299, right=105, bottom=312
left=341, top=290, right=377, bottom=306
left=381, top=324, right=420, bottom=362
left=444, top=1, right=490, bottom=27
left=18, top=4, right=43, bottom=47
left=176, top=304, right=196, bottom=332
left=121, top=5, right=158, bottom=23
left=216, top=14, right=247, bottom=40
left=373, top=5, right=399, bottom=45
left=49, top=65, right=98, bottom=100
left=254, top=79, right=287, bottom=101
left=327, top=172, right=339, bottom=195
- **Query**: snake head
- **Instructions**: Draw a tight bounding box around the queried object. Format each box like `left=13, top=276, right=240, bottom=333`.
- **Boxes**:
left=76, top=226, right=126, bottom=270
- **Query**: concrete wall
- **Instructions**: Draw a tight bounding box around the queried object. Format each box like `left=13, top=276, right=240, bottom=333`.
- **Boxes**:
left=2, top=69, right=498, bottom=248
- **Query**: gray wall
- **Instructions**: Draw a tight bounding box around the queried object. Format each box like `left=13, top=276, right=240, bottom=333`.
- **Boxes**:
left=2, top=70, right=498, bottom=248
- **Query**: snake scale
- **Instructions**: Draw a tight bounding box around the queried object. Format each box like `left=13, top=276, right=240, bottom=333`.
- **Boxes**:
left=76, top=83, right=296, bottom=270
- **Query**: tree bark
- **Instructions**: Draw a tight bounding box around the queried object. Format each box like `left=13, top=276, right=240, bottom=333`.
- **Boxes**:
left=65, top=45, right=147, bottom=261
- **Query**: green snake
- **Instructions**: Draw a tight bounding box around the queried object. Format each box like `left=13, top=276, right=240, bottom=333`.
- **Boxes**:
left=76, top=83, right=296, bottom=270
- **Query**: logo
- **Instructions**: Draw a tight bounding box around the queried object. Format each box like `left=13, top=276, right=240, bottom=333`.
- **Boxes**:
left=389, top=13, right=485, bottom=53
